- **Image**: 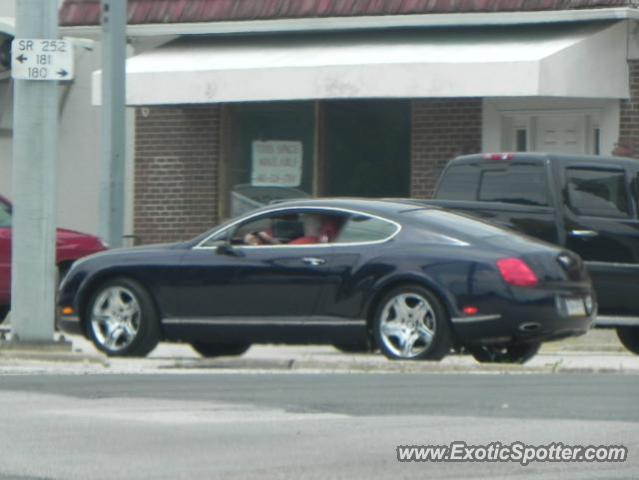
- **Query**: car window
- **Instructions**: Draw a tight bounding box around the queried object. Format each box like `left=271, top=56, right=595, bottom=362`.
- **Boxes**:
left=566, top=168, right=631, bottom=218
left=406, top=209, right=508, bottom=239
left=478, top=164, right=548, bottom=206
left=199, top=210, right=352, bottom=247
left=335, top=215, right=398, bottom=244
left=232, top=214, right=304, bottom=245
left=0, top=202, right=11, bottom=227
left=435, top=164, right=480, bottom=201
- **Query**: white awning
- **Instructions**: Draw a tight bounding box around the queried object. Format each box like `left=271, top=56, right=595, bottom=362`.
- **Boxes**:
left=93, top=21, right=629, bottom=105
left=0, top=17, right=14, bottom=36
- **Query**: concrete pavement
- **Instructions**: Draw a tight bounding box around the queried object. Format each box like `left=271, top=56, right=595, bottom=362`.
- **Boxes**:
left=0, top=373, right=636, bottom=479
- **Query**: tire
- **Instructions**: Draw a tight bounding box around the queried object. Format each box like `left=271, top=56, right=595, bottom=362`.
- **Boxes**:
left=617, top=327, right=639, bottom=355
left=190, top=342, right=251, bottom=358
left=0, top=306, right=8, bottom=324
left=85, top=277, right=160, bottom=357
left=373, top=285, right=451, bottom=361
left=469, top=342, right=541, bottom=364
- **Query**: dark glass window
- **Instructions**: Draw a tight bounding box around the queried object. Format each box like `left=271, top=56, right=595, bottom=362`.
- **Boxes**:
left=0, top=201, right=10, bottom=227
left=566, top=168, right=630, bottom=218
left=435, top=164, right=480, bottom=201
left=335, top=215, right=398, bottom=243
left=407, top=209, right=507, bottom=239
left=515, top=129, right=528, bottom=152
left=478, top=164, right=548, bottom=206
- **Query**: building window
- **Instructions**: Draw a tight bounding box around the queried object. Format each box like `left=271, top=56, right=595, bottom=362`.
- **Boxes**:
left=227, top=102, right=316, bottom=217
left=515, top=128, right=528, bottom=152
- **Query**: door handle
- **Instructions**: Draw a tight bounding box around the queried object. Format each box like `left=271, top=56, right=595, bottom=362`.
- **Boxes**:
left=569, top=230, right=599, bottom=238
left=302, top=257, right=326, bottom=266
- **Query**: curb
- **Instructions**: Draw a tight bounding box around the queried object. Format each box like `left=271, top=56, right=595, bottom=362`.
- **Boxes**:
left=161, top=356, right=639, bottom=375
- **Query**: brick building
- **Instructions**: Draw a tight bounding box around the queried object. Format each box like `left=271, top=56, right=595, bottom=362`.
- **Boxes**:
left=60, top=0, right=639, bottom=244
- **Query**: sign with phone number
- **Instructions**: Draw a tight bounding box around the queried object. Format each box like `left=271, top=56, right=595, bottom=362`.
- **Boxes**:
left=251, top=140, right=303, bottom=187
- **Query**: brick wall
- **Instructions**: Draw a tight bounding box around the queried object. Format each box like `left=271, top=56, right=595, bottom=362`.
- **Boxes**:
left=410, top=99, right=482, bottom=198
left=619, top=60, right=639, bottom=158
left=134, top=106, right=220, bottom=245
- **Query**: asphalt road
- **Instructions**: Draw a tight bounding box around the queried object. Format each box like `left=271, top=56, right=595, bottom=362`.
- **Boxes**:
left=0, top=373, right=636, bottom=479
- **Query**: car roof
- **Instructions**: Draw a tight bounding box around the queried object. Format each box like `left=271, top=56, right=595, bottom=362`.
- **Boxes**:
left=450, top=152, right=639, bottom=168
left=254, top=197, right=431, bottom=217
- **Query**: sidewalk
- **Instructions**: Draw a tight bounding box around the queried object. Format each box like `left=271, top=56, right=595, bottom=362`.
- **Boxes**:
left=0, top=328, right=637, bottom=375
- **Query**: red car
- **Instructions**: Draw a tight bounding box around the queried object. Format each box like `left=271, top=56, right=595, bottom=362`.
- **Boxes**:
left=0, top=195, right=107, bottom=322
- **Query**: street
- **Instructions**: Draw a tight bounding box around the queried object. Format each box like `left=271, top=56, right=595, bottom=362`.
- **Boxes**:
left=0, top=372, right=636, bottom=479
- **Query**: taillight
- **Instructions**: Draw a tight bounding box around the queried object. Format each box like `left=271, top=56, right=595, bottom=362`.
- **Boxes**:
left=496, top=258, right=538, bottom=288
left=462, top=306, right=479, bottom=316
left=483, top=153, right=513, bottom=161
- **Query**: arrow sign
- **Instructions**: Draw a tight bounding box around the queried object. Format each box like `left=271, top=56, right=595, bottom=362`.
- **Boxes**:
left=11, top=39, right=74, bottom=81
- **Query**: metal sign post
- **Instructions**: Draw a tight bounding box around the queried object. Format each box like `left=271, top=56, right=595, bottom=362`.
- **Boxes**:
left=10, top=0, right=60, bottom=342
left=99, top=0, right=127, bottom=249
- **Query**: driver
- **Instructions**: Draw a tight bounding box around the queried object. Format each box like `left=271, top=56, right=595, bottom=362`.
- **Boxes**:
left=243, top=214, right=326, bottom=246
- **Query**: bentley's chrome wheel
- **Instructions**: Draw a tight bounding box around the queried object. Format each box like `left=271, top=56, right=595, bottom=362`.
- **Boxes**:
left=378, top=292, right=436, bottom=359
left=90, top=286, right=142, bottom=353
left=374, top=285, right=451, bottom=361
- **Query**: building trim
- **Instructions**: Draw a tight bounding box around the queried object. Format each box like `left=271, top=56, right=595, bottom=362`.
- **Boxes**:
left=60, top=7, right=639, bottom=39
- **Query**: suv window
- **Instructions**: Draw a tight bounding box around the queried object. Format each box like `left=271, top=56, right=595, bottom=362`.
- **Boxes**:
left=478, top=164, right=548, bottom=206
left=436, top=163, right=548, bottom=206
left=435, top=164, right=480, bottom=201
left=0, top=202, right=10, bottom=228
left=335, top=215, right=398, bottom=244
left=566, top=168, right=631, bottom=218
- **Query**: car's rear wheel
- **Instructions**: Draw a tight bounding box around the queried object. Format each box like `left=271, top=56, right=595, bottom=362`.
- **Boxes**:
left=374, top=285, right=451, bottom=361
left=190, top=342, right=251, bottom=358
left=616, top=327, right=639, bottom=355
left=0, top=306, right=8, bottom=324
left=469, top=342, right=541, bottom=364
left=86, top=278, right=160, bottom=357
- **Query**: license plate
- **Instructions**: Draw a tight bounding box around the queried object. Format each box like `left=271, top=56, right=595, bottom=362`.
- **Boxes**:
left=564, top=297, right=586, bottom=317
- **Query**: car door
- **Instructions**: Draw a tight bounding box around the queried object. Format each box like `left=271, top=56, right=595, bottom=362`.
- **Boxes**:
left=0, top=200, right=12, bottom=305
left=312, top=212, right=401, bottom=320
left=175, top=208, right=335, bottom=322
left=558, top=161, right=639, bottom=314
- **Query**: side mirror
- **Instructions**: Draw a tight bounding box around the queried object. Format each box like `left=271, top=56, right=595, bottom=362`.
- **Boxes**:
left=216, top=243, right=245, bottom=257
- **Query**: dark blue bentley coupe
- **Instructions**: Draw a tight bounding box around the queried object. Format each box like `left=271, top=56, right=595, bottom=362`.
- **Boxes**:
left=57, top=199, right=595, bottom=363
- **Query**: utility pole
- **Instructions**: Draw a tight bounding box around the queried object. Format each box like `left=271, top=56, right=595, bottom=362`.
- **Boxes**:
left=10, top=0, right=59, bottom=342
left=99, top=0, right=126, bottom=248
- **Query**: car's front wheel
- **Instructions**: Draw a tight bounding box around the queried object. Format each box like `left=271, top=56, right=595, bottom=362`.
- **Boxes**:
left=373, top=285, right=451, bottom=361
left=617, top=327, right=639, bottom=355
left=190, top=342, right=251, bottom=358
left=86, top=278, right=160, bottom=357
left=469, top=342, right=541, bottom=364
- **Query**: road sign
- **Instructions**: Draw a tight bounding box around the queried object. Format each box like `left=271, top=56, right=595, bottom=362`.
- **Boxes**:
left=11, top=38, right=74, bottom=81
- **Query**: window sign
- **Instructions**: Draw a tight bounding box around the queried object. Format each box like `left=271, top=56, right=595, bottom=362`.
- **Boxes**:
left=251, top=140, right=303, bottom=187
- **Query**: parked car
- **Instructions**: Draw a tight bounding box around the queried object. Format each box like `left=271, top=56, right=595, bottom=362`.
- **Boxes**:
left=57, top=199, right=595, bottom=363
left=430, top=152, right=639, bottom=355
left=0, top=195, right=107, bottom=322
